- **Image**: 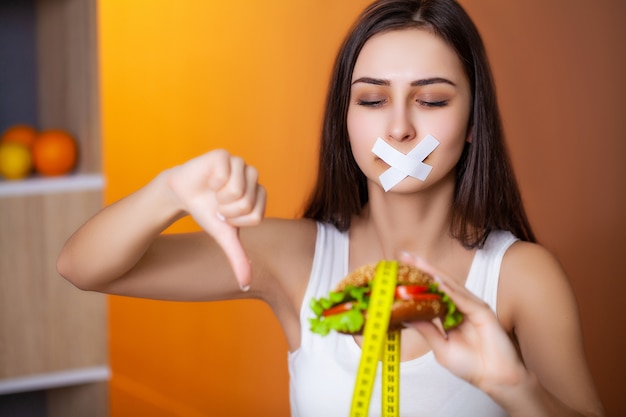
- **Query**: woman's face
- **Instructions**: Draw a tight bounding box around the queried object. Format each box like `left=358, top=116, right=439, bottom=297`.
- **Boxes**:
left=347, top=28, right=471, bottom=193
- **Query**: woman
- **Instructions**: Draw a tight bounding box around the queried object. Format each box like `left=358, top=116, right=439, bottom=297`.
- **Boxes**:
left=57, top=0, right=604, bottom=415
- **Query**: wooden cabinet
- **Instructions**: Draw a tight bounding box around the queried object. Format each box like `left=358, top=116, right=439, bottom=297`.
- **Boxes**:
left=0, top=0, right=108, bottom=415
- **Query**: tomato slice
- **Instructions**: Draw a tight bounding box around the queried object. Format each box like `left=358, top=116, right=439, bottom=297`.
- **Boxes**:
left=322, top=301, right=354, bottom=317
left=395, top=285, right=430, bottom=300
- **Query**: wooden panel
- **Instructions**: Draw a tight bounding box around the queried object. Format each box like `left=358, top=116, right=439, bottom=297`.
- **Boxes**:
left=0, top=190, right=106, bottom=379
left=36, top=0, right=100, bottom=173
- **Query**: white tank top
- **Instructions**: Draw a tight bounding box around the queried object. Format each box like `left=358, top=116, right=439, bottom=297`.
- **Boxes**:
left=288, top=222, right=517, bottom=417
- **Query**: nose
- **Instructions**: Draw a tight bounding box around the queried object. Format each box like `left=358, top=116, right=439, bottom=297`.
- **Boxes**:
left=387, top=103, right=416, bottom=142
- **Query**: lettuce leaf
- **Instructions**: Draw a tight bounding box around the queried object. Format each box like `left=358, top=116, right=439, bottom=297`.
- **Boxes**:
left=309, top=308, right=365, bottom=336
left=308, top=284, right=371, bottom=336
left=428, top=283, right=464, bottom=330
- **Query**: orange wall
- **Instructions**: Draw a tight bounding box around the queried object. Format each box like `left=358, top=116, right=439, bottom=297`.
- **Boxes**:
left=100, top=1, right=626, bottom=416
left=99, top=1, right=371, bottom=416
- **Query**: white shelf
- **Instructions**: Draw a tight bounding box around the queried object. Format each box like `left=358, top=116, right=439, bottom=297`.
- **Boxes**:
left=0, top=366, right=110, bottom=395
left=0, top=173, right=105, bottom=198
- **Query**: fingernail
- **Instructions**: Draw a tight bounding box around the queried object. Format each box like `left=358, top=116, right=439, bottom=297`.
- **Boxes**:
left=240, top=284, right=250, bottom=292
left=216, top=212, right=226, bottom=222
left=401, top=252, right=427, bottom=267
left=400, top=251, right=417, bottom=261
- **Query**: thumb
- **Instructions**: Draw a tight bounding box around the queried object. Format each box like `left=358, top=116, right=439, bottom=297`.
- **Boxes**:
left=210, top=218, right=252, bottom=291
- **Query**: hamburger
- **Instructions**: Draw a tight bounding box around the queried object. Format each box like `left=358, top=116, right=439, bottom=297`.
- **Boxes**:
left=309, top=262, right=463, bottom=336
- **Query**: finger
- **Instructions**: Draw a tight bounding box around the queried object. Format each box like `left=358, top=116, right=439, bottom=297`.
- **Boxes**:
left=400, top=252, right=469, bottom=298
left=222, top=185, right=266, bottom=227
left=205, top=150, right=232, bottom=191
left=215, top=156, right=247, bottom=205
left=212, top=173, right=264, bottom=288
left=215, top=165, right=259, bottom=219
left=209, top=217, right=252, bottom=291
left=183, top=200, right=253, bottom=291
left=400, top=252, right=492, bottom=319
left=399, top=252, right=449, bottom=286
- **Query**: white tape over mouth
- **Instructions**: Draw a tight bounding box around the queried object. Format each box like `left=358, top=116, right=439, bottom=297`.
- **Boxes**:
left=371, top=134, right=440, bottom=191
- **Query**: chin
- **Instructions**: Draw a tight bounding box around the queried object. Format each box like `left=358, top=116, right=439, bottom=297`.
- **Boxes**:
left=381, top=179, right=428, bottom=194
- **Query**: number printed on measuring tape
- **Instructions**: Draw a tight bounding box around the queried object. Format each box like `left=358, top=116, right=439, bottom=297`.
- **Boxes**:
left=382, top=330, right=401, bottom=417
left=350, top=261, right=399, bottom=417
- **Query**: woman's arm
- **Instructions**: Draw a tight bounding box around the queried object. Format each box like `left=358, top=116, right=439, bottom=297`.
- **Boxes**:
left=401, top=250, right=605, bottom=417
left=496, top=242, right=605, bottom=416
left=57, top=149, right=267, bottom=300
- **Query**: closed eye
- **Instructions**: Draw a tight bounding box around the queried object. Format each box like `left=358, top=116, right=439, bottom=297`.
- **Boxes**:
left=418, top=99, right=448, bottom=107
left=357, top=99, right=387, bottom=107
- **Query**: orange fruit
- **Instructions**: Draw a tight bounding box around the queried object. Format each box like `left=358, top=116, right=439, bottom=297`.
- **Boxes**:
left=32, top=129, right=78, bottom=176
left=1, top=124, right=38, bottom=148
left=0, top=142, right=33, bottom=180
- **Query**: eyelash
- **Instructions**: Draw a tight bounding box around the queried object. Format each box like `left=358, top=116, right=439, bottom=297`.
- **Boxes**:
left=357, top=99, right=386, bottom=107
left=418, top=100, right=448, bottom=107
left=356, top=99, right=448, bottom=108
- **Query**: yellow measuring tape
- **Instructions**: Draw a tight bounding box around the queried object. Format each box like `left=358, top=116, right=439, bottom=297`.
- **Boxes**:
left=350, top=260, right=401, bottom=417
left=382, top=330, right=401, bottom=417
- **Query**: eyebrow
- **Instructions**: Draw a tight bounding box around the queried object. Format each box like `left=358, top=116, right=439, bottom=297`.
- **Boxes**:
left=351, top=76, right=456, bottom=87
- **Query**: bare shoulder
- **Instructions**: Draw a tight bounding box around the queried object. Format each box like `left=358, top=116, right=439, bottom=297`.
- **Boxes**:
left=498, top=241, right=604, bottom=415
left=497, top=240, right=577, bottom=331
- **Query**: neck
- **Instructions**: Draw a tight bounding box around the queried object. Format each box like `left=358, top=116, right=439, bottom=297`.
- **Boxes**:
left=350, top=178, right=459, bottom=268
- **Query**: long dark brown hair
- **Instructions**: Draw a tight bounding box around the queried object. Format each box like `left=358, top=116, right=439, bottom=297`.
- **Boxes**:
left=303, top=0, right=535, bottom=247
